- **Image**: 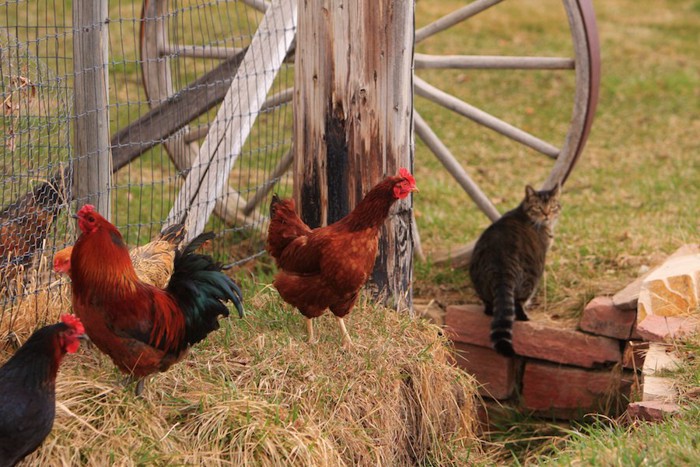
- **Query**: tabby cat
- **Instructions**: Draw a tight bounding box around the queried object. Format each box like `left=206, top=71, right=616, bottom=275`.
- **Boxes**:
left=469, top=184, right=561, bottom=357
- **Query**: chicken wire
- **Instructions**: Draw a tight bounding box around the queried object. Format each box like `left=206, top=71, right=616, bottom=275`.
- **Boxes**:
left=0, top=0, right=294, bottom=325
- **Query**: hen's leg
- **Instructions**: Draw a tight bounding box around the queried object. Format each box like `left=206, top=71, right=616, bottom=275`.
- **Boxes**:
left=306, top=318, right=318, bottom=344
left=336, top=317, right=353, bottom=349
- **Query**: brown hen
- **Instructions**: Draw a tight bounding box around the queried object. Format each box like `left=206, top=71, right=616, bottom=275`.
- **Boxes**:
left=266, top=168, right=418, bottom=348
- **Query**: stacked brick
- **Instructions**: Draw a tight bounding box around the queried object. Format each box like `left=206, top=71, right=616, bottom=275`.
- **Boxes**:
left=445, top=296, right=645, bottom=420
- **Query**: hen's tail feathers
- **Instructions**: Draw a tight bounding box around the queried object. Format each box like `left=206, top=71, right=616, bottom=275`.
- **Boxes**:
left=267, top=194, right=311, bottom=260
left=490, top=283, right=516, bottom=357
left=158, top=223, right=186, bottom=246
left=167, top=232, right=244, bottom=346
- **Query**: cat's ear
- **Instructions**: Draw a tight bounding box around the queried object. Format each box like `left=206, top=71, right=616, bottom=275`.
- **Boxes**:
left=525, top=185, right=536, bottom=198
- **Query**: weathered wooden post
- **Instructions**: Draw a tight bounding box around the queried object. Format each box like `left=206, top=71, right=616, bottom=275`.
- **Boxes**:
left=294, top=0, right=415, bottom=311
left=73, top=0, right=112, bottom=218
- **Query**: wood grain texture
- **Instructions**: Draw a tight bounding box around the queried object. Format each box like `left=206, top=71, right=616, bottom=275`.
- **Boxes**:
left=294, top=0, right=415, bottom=312
left=72, top=0, right=112, bottom=218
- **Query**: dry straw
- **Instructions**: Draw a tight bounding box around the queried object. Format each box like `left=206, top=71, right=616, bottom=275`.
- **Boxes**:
left=1, top=282, right=484, bottom=465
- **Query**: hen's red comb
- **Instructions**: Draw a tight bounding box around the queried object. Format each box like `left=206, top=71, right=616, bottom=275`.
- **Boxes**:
left=61, top=314, right=85, bottom=335
left=398, top=167, right=415, bottom=185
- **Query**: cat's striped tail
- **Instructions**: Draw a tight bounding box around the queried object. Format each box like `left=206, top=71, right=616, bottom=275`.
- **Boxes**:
left=491, top=282, right=516, bottom=356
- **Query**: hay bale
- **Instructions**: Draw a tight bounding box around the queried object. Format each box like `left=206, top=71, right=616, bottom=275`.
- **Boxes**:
left=3, top=287, right=483, bottom=465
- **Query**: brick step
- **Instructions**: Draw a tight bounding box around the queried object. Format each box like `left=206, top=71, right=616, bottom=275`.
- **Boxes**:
left=445, top=304, right=621, bottom=368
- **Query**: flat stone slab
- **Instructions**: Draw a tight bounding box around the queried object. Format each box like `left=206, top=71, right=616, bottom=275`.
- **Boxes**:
left=636, top=315, right=698, bottom=342
left=613, top=274, right=646, bottom=311
left=579, top=296, right=636, bottom=339
left=453, top=342, right=518, bottom=400
left=444, top=304, right=491, bottom=348
left=642, top=343, right=681, bottom=375
left=627, top=400, right=680, bottom=421
left=642, top=376, right=677, bottom=402
left=445, top=304, right=621, bottom=368
left=513, top=320, right=621, bottom=368
left=521, top=361, right=634, bottom=419
left=637, top=244, right=700, bottom=321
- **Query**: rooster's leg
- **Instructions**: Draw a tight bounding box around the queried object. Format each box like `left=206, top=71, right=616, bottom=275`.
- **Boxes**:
left=306, top=318, right=318, bottom=344
left=336, top=317, right=353, bottom=349
left=134, top=378, right=146, bottom=397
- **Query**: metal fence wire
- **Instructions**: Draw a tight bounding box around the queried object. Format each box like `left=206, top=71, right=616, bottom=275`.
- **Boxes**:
left=0, top=0, right=295, bottom=330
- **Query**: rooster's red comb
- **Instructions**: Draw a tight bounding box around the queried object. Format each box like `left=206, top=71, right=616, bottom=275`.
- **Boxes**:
left=61, top=314, right=85, bottom=335
left=77, top=204, right=97, bottom=216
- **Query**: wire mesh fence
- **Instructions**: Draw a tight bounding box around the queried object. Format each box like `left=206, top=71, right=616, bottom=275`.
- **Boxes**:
left=1, top=0, right=295, bottom=332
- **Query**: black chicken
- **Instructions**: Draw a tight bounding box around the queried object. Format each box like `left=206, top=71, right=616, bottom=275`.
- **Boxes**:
left=0, top=315, right=84, bottom=467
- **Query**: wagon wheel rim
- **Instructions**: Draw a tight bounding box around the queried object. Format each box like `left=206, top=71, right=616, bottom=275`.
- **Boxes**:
left=414, top=0, right=600, bottom=227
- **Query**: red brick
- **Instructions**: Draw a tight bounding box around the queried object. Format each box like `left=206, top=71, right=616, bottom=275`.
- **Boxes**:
left=579, top=296, right=636, bottom=339
left=444, top=304, right=491, bottom=347
left=626, top=400, right=680, bottom=422
left=622, top=340, right=649, bottom=371
left=513, top=320, right=622, bottom=368
left=446, top=304, right=622, bottom=367
left=521, top=362, right=634, bottom=419
left=453, top=342, right=518, bottom=400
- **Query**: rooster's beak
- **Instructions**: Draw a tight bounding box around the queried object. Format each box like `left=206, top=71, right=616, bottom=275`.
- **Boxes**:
left=412, top=186, right=420, bottom=193
left=72, top=214, right=79, bottom=219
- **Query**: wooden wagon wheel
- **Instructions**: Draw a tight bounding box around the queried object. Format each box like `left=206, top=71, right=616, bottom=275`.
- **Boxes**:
left=137, top=0, right=599, bottom=259
left=414, top=0, right=600, bottom=265
left=139, top=0, right=293, bottom=229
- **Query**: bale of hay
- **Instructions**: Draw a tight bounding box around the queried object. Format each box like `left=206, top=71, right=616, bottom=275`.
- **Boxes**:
left=3, top=287, right=484, bottom=465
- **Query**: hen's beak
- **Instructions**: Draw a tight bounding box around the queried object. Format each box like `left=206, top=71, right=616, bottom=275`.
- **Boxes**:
left=71, top=214, right=79, bottom=219
left=412, top=186, right=420, bottom=193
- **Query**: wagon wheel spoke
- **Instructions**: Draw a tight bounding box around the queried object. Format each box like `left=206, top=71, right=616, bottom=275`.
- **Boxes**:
left=415, top=76, right=560, bottom=159
left=414, top=111, right=501, bottom=222
left=414, top=54, right=575, bottom=70
left=415, top=0, right=505, bottom=44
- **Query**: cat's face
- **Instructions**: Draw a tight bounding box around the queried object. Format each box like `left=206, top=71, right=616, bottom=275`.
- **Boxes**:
left=523, top=185, right=561, bottom=226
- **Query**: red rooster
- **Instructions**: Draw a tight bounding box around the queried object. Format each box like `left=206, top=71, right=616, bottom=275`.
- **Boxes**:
left=69, top=205, right=243, bottom=395
left=266, top=168, right=418, bottom=348
left=54, top=222, right=186, bottom=289
left=0, top=315, right=84, bottom=466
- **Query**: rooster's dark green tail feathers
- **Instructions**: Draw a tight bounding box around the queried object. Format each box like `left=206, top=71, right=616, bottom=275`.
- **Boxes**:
left=167, top=232, right=244, bottom=346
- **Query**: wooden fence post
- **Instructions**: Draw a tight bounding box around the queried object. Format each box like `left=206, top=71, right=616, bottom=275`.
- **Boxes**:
left=294, top=0, right=415, bottom=312
left=73, top=0, right=112, bottom=219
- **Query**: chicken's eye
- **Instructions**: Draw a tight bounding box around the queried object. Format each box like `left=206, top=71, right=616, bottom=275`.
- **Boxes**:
left=88, top=215, right=95, bottom=222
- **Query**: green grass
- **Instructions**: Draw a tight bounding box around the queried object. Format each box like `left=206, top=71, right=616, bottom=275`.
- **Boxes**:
left=3, top=0, right=700, bottom=463
left=531, top=406, right=700, bottom=466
